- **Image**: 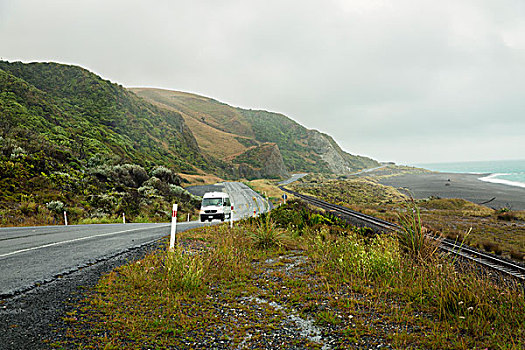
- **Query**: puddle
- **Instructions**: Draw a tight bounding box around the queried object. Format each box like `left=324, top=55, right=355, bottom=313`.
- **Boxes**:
left=244, top=296, right=330, bottom=350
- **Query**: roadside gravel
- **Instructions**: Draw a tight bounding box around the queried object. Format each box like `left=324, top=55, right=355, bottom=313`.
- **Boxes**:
left=0, top=239, right=164, bottom=350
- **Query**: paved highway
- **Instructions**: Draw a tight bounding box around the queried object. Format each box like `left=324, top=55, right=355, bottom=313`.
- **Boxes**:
left=222, top=182, right=269, bottom=220
left=0, top=222, right=203, bottom=297
left=0, top=181, right=270, bottom=297
left=278, top=173, right=308, bottom=186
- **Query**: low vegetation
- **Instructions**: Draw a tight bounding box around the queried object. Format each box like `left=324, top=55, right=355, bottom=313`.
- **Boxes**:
left=56, top=201, right=524, bottom=349
left=0, top=144, right=202, bottom=226
left=292, top=176, right=525, bottom=261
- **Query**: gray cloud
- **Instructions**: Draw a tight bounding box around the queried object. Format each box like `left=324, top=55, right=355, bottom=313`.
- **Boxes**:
left=1, top=0, right=524, bottom=163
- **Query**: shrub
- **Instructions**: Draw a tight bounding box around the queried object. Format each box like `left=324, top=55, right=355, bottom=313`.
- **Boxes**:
left=113, top=164, right=148, bottom=188
left=19, top=199, right=38, bottom=215
left=152, top=166, right=181, bottom=185
left=396, top=199, right=440, bottom=262
left=248, top=213, right=288, bottom=249
left=90, top=164, right=148, bottom=188
left=481, top=240, right=502, bottom=255
left=497, top=211, right=516, bottom=221
left=164, top=248, right=204, bottom=294
left=509, top=250, right=524, bottom=261
left=89, top=194, right=117, bottom=214
left=46, top=200, right=65, bottom=215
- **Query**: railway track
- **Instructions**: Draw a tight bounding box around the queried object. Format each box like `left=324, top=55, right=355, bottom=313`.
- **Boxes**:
left=280, top=187, right=525, bottom=283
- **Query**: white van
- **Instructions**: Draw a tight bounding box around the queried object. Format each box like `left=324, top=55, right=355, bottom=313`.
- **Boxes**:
left=199, top=192, right=232, bottom=222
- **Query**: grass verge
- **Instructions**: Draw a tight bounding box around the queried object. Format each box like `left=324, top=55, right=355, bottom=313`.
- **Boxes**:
left=55, top=201, right=524, bottom=349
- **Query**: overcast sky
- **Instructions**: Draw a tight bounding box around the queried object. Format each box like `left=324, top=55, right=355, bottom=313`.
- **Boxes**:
left=1, top=0, right=524, bottom=164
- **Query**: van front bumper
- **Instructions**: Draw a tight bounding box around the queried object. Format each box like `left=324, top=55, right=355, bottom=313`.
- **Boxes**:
left=200, top=213, right=226, bottom=221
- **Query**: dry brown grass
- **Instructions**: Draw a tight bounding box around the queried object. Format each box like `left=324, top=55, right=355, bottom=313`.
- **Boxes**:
left=179, top=173, right=224, bottom=186
left=130, top=88, right=251, bottom=159
left=181, top=112, right=248, bottom=159
left=246, top=179, right=286, bottom=201
left=131, top=88, right=259, bottom=160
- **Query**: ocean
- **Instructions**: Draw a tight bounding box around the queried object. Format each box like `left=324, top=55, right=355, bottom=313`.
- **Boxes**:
left=414, top=159, right=525, bottom=189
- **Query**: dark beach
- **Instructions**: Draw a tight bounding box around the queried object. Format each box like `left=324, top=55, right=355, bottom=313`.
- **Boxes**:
left=378, top=172, right=525, bottom=211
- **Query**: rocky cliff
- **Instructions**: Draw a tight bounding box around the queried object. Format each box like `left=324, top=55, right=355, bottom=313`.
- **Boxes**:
left=232, top=143, right=289, bottom=180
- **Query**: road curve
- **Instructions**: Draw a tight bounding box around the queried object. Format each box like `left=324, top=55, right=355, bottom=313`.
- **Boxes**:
left=223, top=182, right=269, bottom=220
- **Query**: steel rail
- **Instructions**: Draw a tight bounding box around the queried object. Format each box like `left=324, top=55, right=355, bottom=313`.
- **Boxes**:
left=280, top=186, right=525, bottom=282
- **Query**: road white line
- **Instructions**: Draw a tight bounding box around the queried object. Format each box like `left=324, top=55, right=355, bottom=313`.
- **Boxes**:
left=0, top=224, right=170, bottom=259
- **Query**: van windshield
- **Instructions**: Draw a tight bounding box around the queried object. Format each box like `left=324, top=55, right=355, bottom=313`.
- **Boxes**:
left=202, top=198, right=222, bottom=207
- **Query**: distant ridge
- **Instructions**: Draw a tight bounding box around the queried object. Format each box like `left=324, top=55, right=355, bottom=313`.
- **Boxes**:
left=131, top=87, right=379, bottom=175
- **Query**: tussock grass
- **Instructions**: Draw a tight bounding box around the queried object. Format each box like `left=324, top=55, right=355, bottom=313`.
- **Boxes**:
left=308, top=227, right=400, bottom=282
left=397, top=199, right=441, bottom=262
left=248, top=214, right=291, bottom=249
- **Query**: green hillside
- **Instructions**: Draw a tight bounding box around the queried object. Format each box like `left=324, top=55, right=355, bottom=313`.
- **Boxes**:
left=132, top=88, right=379, bottom=174
left=0, top=61, right=212, bottom=226
left=0, top=61, right=208, bottom=172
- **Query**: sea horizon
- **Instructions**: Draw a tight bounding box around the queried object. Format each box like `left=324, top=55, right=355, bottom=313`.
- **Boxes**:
left=413, top=159, right=525, bottom=189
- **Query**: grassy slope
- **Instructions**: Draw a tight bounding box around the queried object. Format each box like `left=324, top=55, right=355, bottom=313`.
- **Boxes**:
left=292, top=172, right=525, bottom=260
left=0, top=62, right=216, bottom=225
left=131, top=88, right=379, bottom=174
left=130, top=88, right=251, bottom=159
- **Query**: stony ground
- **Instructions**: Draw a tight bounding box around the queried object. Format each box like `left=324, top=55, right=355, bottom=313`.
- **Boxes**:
left=0, top=240, right=164, bottom=350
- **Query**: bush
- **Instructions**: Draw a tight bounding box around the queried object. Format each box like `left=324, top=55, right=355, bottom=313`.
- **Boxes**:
left=397, top=199, right=440, bottom=262
left=481, top=240, right=502, bottom=255
left=152, top=166, right=181, bottom=185
left=90, top=163, right=148, bottom=188
left=497, top=211, right=516, bottom=221
left=46, top=200, right=65, bottom=215
left=248, top=214, right=289, bottom=249
left=20, top=199, right=38, bottom=215
left=164, top=248, right=204, bottom=294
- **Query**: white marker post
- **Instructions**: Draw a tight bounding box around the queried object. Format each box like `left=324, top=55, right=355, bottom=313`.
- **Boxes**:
left=64, top=211, right=68, bottom=226
left=123, top=213, right=126, bottom=224
left=187, top=213, right=190, bottom=222
left=169, top=204, right=178, bottom=251
left=230, top=205, right=234, bottom=229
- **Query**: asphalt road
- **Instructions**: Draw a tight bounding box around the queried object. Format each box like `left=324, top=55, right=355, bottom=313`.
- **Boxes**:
left=222, top=182, right=269, bottom=220
left=0, top=222, right=203, bottom=297
left=278, top=173, right=308, bottom=186
left=0, top=181, right=268, bottom=297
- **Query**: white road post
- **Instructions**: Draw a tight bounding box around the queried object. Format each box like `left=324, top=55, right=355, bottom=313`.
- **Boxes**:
left=123, top=213, right=126, bottom=224
left=187, top=213, right=190, bottom=222
left=169, top=204, right=178, bottom=251
left=64, top=211, right=68, bottom=226
left=230, top=205, right=234, bottom=229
